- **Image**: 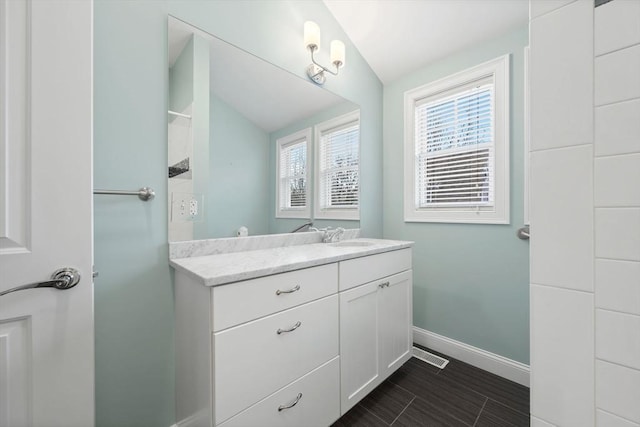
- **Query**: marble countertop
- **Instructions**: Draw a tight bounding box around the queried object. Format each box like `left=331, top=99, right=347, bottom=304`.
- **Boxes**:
left=169, top=238, right=413, bottom=287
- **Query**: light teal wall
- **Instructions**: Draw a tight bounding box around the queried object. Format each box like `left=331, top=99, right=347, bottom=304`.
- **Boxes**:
left=268, top=101, right=361, bottom=234
left=383, top=27, right=530, bottom=364
left=94, top=1, right=382, bottom=426
left=209, top=94, right=270, bottom=237
left=168, top=36, right=193, bottom=113
left=94, top=2, right=173, bottom=427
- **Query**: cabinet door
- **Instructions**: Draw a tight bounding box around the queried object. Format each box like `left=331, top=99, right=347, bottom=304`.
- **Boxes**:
left=379, top=270, right=413, bottom=378
left=339, top=281, right=380, bottom=414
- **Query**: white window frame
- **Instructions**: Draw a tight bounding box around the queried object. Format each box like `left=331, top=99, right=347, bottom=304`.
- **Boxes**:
left=314, top=110, right=360, bottom=220
left=275, top=128, right=311, bottom=219
left=403, top=54, right=510, bottom=224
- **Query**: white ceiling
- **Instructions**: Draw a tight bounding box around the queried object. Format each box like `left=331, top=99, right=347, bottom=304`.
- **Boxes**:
left=323, top=0, right=529, bottom=84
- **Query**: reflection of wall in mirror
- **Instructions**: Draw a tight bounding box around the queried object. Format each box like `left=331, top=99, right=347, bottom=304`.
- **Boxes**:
left=168, top=30, right=210, bottom=242
left=168, top=34, right=196, bottom=241
left=168, top=108, right=193, bottom=179
left=209, top=94, right=271, bottom=238
left=168, top=106, right=194, bottom=241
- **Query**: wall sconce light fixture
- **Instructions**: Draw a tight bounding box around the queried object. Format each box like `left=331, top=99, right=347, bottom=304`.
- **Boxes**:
left=304, top=21, right=345, bottom=85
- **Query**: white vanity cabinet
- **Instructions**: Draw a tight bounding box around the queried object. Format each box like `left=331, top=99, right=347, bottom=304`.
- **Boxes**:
left=175, top=263, right=340, bottom=427
left=338, top=249, right=413, bottom=414
left=173, top=241, right=412, bottom=427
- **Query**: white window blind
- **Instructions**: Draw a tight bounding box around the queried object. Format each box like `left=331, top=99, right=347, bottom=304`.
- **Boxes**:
left=279, top=138, right=307, bottom=210
left=318, top=120, right=359, bottom=210
left=403, top=54, right=509, bottom=224
left=415, top=81, right=494, bottom=208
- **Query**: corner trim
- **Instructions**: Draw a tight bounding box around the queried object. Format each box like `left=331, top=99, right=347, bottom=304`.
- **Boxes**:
left=413, top=326, right=530, bottom=387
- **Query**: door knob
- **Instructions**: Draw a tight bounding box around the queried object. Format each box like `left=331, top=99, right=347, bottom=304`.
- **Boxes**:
left=0, top=267, right=81, bottom=297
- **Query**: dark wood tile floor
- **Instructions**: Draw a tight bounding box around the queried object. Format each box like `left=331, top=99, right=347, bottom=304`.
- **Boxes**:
left=332, top=345, right=530, bottom=427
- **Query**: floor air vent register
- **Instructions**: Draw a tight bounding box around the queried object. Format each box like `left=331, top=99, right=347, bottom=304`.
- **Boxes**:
left=412, top=346, right=449, bottom=369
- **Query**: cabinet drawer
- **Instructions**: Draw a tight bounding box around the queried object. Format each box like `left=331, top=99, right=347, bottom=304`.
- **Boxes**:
left=218, top=357, right=340, bottom=427
left=339, top=248, right=412, bottom=291
left=213, top=295, right=339, bottom=425
left=212, top=263, right=338, bottom=331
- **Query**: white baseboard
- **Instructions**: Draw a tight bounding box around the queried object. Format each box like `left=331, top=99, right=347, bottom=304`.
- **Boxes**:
left=413, top=326, right=530, bottom=387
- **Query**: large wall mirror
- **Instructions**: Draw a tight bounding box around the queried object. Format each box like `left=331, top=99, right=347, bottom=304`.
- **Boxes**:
left=167, top=16, right=361, bottom=242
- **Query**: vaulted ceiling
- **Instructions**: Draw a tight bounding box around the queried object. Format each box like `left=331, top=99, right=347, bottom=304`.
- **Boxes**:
left=323, top=0, right=529, bottom=84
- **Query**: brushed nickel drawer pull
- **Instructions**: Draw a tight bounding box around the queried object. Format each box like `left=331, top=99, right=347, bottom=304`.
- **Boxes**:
left=276, top=284, right=300, bottom=295
left=278, top=392, right=303, bottom=412
left=277, top=321, right=302, bottom=335
left=378, top=281, right=390, bottom=288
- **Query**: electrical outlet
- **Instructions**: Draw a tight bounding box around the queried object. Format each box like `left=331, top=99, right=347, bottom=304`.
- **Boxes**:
left=171, top=192, right=204, bottom=222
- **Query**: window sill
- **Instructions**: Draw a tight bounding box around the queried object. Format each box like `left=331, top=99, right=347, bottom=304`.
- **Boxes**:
left=314, top=209, right=360, bottom=221
left=404, top=211, right=510, bottom=225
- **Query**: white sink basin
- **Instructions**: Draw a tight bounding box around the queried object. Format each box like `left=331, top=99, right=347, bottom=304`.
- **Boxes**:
left=329, top=240, right=376, bottom=248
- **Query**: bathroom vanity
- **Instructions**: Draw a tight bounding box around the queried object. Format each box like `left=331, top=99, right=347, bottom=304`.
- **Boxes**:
left=170, top=236, right=413, bottom=427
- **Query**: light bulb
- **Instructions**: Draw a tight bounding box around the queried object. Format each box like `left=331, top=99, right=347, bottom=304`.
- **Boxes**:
left=304, top=21, right=320, bottom=50
left=330, top=40, right=345, bottom=68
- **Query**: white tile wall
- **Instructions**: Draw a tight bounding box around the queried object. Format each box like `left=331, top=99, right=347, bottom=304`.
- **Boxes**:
left=595, top=99, right=640, bottom=157
left=530, top=0, right=577, bottom=19
left=530, top=284, right=594, bottom=426
left=530, top=0, right=593, bottom=150
left=595, top=208, right=640, bottom=261
left=596, top=259, right=640, bottom=315
left=595, top=0, right=640, bottom=56
left=596, top=309, right=640, bottom=369
left=530, top=146, right=593, bottom=291
left=596, top=360, right=640, bottom=424
left=594, top=4, right=640, bottom=426
left=594, top=154, right=640, bottom=207
left=531, top=1, right=640, bottom=426
left=597, top=410, right=640, bottom=427
left=595, top=44, right=640, bottom=106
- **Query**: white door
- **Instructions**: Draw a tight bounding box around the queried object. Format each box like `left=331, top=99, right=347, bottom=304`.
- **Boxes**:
left=0, top=1, right=94, bottom=426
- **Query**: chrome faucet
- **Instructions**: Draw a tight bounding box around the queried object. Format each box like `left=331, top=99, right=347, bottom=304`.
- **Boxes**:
left=290, top=221, right=313, bottom=233
left=309, top=226, right=345, bottom=243
left=323, top=227, right=345, bottom=243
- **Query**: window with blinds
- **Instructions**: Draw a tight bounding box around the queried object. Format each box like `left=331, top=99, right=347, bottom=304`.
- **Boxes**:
left=315, top=111, right=360, bottom=220
left=276, top=129, right=310, bottom=218
left=404, top=55, right=510, bottom=224
left=415, top=82, right=494, bottom=208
